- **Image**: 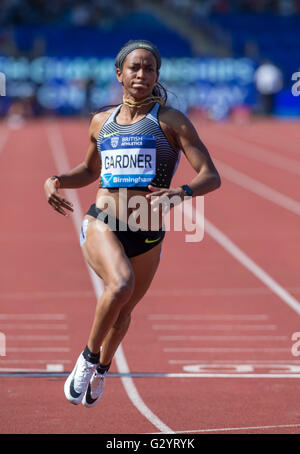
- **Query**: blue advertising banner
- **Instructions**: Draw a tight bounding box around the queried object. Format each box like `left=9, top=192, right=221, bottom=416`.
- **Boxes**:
left=0, top=56, right=257, bottom=119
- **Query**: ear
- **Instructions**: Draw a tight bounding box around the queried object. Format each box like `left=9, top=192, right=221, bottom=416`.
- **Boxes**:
left=116, top=68, right=123, bottom=84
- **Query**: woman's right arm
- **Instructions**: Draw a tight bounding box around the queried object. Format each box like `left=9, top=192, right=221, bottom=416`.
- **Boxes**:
left=44, top=114, right=102, bottom=216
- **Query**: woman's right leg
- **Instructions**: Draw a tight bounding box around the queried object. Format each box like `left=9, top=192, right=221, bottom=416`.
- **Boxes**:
left=64, top=216, right=136, bottom=405
left=81, top=216, right=136, bottom=354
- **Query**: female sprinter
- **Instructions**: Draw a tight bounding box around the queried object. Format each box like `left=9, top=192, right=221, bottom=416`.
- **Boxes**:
left=44, top=40, right=221, bottom=408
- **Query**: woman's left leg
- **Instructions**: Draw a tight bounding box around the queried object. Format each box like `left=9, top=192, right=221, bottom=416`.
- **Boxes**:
left=99, top=243, right=162, bottom=366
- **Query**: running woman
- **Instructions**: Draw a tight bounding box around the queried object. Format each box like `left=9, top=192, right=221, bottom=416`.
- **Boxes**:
left=44, top=40, right=221, bottom=407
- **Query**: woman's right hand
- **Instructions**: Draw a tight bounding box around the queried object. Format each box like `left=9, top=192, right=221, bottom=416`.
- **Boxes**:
left=44, top=177, right=74, bottom=216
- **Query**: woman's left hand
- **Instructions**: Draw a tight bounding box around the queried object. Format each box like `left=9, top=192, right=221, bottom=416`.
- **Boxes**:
left=145, top=184, right=184, bottom=213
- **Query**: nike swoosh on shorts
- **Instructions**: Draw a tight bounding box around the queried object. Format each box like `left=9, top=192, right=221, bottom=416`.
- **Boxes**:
left=145, top=237, right=161, bottom=244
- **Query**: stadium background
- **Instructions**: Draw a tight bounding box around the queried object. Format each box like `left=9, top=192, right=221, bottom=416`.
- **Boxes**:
left=1, top=0, right=300, bottom=122
left=1, top=0, right=300, bottom=437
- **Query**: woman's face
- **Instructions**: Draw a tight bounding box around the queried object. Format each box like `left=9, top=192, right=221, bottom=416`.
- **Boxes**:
left=116, top=49, right=159, bottom=99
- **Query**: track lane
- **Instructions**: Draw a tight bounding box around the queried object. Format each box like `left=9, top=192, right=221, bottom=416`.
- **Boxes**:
left=57, top=118, right=300, bottom=434
left=0, top=119, right=166, bottom=434
left=118, top=119, right=300, bottom=433
left=194, top=130, right=300, bottom=204
left=46, top=120, right=174, bottom=433
left=1, top=118, right=300, bottom=434
left=207, top=119, right=300, bottom=160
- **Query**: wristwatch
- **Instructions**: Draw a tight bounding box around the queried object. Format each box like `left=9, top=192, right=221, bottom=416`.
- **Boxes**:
left=180, top=184, right=194, bottom=197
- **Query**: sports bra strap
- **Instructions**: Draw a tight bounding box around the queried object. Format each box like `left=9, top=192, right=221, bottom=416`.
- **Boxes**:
left=105, top=104, right=122, bottom=124
left=146, top=102, right=160, bottom=125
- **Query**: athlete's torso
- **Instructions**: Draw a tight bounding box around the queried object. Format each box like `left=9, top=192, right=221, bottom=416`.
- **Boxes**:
left=97, top=102, right=181, bottom=190
left=93, top=103, right=181, bottom=230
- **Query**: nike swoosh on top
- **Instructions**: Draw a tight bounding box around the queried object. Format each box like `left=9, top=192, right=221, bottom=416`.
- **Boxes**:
left=103, top=132, right=119, bottom=138
left=145, top=237, right=161, bottom=244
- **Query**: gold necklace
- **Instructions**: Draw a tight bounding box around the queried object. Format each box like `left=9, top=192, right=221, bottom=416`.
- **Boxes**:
left=122, top=96, right=165, bottom=108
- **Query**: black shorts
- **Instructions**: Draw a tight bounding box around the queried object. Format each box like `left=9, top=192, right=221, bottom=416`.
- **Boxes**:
left=84, top=204, right=165, bottom=258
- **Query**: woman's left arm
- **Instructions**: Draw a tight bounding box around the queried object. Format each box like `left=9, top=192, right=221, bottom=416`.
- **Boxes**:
left=172, top=109, right=221, bottom=196
left=146, top=109, right=221, bottom=204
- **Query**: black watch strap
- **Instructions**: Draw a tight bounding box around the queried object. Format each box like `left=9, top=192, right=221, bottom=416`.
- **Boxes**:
left=181, top=184, right=193, bottom=196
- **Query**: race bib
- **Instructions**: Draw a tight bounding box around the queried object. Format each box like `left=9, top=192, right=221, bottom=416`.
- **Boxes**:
left=100, top=134, right=156, bottom=188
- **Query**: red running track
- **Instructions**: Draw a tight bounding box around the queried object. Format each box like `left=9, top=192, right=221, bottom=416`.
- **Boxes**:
left=0, top=117, right=300, bottom=434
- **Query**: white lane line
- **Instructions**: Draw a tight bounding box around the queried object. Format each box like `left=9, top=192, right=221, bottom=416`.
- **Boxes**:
left=0, top=368, right=50, bottom=373
left=202, top=217, right=300, bottom=316
left=181, top=364, right=300, bottom=373
left=164, top=348, right=290, bottom=352
left=6, top=347, right=70, bottom=352
left=145, top=423, right=300, bottom=434
left=160, top=373, right=300, bottom=378
left=159, top=335, right=287, bottom=341
left=0, top=365, right=64, bottom=373
left=46, top=364, right=64, bottom=372
left=46, top=122, right=174, bottom=434
left=169, top=359, right=300, bottom=364
left=6, top=335, right=70, bottom=341
left=115, top=344, right=174, bottom=433
left=152, top=324, right=277, bottom=331
left=0, top=290, right=94, bottom=300
left=0, top=359, right=71, bottom=364
left=3, top=287, right=299, bottom=300
left=0, top=324, right=68, bottom=330
left=1, top=370, right=300, bottom=379
left=216, top=132, right=300, bottom=175
left=147, top=287, right=300, bottom=296
left=215, top=158, right=300, bottom=215
left=0, top=367, right=64, bottom=373
left=6, top=334, right=70, bottom=341
left=0, top=314, right=66, bottom=320
left=149, top=314, right=269, bottom=320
